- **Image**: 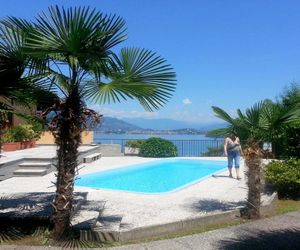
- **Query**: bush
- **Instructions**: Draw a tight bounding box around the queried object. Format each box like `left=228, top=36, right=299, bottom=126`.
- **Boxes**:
left=2, top=124, right=42, bottom=143
left=265, top=158, right=300, bottom=198
left=139, top=137, right=178, bottom=157
left=3, top=126, right=28, bottom=142
left=125, top=139, right=145, bottom=148
left=202, top=145, right=224, bottom=156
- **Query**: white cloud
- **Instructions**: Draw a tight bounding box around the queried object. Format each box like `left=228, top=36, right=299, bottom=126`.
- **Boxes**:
left=182, top=98, right=192, bottom=105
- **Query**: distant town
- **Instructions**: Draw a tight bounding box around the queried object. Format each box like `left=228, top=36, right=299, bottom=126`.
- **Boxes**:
left=95, top=128, right=208, bottom=135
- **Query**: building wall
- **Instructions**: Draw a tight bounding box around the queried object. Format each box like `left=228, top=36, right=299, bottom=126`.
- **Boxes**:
left=0, top=96, right=36, bottom=127
left=36, top=131, right=94, bottom=145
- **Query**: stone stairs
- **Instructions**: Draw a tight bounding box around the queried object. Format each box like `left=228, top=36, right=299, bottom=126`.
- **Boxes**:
left=71, top=200, right=124, bottom=242
left=13, top=162, right=52, bottom=177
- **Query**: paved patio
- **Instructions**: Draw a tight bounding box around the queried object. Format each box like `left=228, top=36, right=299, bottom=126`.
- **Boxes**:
left=0, top=146, right=275, bottom=241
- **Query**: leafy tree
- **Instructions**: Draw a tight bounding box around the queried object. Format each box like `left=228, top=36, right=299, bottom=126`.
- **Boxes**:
left=0, top=6, right=176, bottom=240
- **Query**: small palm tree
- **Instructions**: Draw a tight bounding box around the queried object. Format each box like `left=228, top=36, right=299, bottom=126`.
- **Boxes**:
left=1, top=6, right=176, bottom=240
left=209, top=101, right=298, bottom=219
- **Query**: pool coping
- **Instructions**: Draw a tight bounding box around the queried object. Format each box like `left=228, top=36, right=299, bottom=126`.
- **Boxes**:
left=79, top=192, right=278, bottom=242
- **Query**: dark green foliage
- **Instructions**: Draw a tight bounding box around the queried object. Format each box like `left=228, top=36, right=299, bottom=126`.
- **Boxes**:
left=265, top=158, right=300, bottom=198
left=125, top=139, right=145, bottom=148
left=202, top=145, right=224, bottom=156
left=139, top=137, right=178, bottom=157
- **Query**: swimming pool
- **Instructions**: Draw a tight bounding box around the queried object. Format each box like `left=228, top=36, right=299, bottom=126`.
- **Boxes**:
left=76, top=158, right=226, bottom=194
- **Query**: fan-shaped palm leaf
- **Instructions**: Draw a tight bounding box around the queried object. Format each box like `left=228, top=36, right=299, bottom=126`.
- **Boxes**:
left=84, top=48, right=176, bottom=111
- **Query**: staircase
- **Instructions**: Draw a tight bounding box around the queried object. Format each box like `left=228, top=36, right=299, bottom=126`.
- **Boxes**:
left=71, top=199, right=124, bottom=242
left=13, top=162, right=52, bottom=177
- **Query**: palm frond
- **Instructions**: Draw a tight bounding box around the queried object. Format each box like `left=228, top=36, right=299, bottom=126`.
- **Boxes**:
left=207, top=127, right=232, bottom=137
left=26, top=6, right=126, bottom=60
left=84, top=48, right=176, bottom=111
left=211, top=106, right=235, bottom=124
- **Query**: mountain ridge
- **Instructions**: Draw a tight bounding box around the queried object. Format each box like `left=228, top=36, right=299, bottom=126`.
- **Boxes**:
left=95, top=116, right=226, bottom=132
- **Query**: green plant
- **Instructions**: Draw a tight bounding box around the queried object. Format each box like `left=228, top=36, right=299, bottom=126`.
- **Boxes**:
left=265, top=158, right=300, bottom=198
left=139, top=137, right=178, bottom=157
left=125, top=140, right=145, bottom=148
left=3, top=126, right=27, bottom=142
left=202, top=145, right=224, bottom=156
left=20, top=124, right=42, bottom=141
left=2, top=124, right=42, bottom=143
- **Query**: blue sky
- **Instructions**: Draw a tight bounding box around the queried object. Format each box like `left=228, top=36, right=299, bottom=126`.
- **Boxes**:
left=1, top=0, right=300, bottom=124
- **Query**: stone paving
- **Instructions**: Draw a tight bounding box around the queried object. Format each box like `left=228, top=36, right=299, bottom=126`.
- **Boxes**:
left=0, top=146, right=279, bottom=245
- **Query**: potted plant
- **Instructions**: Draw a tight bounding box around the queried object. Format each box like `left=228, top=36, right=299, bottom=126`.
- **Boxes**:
left=2, top=126, right=27, bottom=151
left=124, top=140, right=145, bottom=155
left=2, top=123, right=42, bottom=151
left=20, top=124, right=42, bottom=149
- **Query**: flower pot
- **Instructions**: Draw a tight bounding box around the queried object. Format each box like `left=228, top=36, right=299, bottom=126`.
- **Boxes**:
left=30, top=140, right=36, bottom=148
left=21, top=140, right=36, bottom=149
left=3, top=142, right=22, bottom=151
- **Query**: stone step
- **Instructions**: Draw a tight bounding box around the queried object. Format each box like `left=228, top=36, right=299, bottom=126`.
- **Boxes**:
left=13, top=168, right=48, bottom=176
left=77, top=206, right=123, bottom=242
left=18, top=162, right=52, bottom=169
left=72, top=201, right=105, bottom=231
left=83, top=153, right=102, bottom=163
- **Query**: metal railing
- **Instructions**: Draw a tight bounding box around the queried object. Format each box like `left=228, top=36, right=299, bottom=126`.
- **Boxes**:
left=95, top=138, right=224, bottom=157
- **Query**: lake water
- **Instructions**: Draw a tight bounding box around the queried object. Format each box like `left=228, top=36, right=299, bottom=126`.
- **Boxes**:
left=94, top=133, right=209, bottom=141
left=93, top=133, right=224, bottom=157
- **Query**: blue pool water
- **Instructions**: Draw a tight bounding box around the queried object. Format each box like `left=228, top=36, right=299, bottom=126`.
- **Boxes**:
left=75, top=159, right=226, bottom=194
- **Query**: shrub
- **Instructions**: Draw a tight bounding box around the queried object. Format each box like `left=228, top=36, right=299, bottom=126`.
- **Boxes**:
left=265, top=158, right=300, bottom=198
left=139, top=137, right=178, bottom=157
left=202, top=145, right=224, bottom=156
left=2, top=124, right=42, bottom=143
left=3, top=126, right=28, bottom=142
left=125, top=139, right=145, bottom=148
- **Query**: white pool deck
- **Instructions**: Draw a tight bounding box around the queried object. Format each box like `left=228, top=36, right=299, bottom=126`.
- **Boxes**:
left=0, top=146, right=271, bottom=232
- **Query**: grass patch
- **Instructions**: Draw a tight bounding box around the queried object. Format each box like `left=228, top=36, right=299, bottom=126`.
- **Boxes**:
left=276, top=199, right=300, bottom=214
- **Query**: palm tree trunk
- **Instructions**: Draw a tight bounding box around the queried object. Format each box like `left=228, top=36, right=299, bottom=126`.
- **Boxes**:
left=51, top=90, right=82, bottom=240
left=244, top=143, right=262, bottom=219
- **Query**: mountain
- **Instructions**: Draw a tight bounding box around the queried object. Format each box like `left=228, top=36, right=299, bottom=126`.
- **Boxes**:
left=95, top=117, right=143, bottom=132
left=94, top=116, right=227, bottom=132
left=122, top=117, right=227, bottom=131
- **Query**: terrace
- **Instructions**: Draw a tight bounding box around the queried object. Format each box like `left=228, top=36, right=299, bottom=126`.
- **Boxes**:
left=0, top=146, right=277, bottom=242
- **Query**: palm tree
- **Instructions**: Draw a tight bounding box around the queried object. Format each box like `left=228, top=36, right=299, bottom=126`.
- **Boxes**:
left=0, top=20, right=56, bottom=154
left=0, top=6, right=176, bottom=240
left=209, top=101, right=298, bottom=219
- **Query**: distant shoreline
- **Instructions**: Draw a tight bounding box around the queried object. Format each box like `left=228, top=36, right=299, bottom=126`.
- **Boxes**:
left=94, top=130, right=208, bottom=135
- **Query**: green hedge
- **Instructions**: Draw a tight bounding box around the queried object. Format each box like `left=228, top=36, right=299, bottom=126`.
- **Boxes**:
left=265, top=158, right=300, bottom=198
left=139, top=137, right=178, bottom=157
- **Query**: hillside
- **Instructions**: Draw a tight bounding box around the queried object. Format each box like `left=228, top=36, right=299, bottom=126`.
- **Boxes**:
left=93, top=116, right=226, bottom=133
left=95, top=117, right=143, bottom=132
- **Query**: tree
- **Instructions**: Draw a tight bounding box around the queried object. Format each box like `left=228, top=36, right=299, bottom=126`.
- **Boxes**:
left=0, top=6, right=176, bottom=240
left=209, top=101, right=298, bottom=219
left=0, top=20, right=56, bottom=154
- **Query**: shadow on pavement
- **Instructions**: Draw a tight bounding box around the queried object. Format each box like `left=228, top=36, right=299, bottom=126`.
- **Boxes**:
left=217, top=228, right=300, bottom=250
left=187, top=198, right=245, bottom=213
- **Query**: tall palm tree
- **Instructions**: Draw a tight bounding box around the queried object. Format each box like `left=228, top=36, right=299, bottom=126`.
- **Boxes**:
left=1, top=6, right=176, bottom=240
left=209, top=101, right=298, bottom=219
